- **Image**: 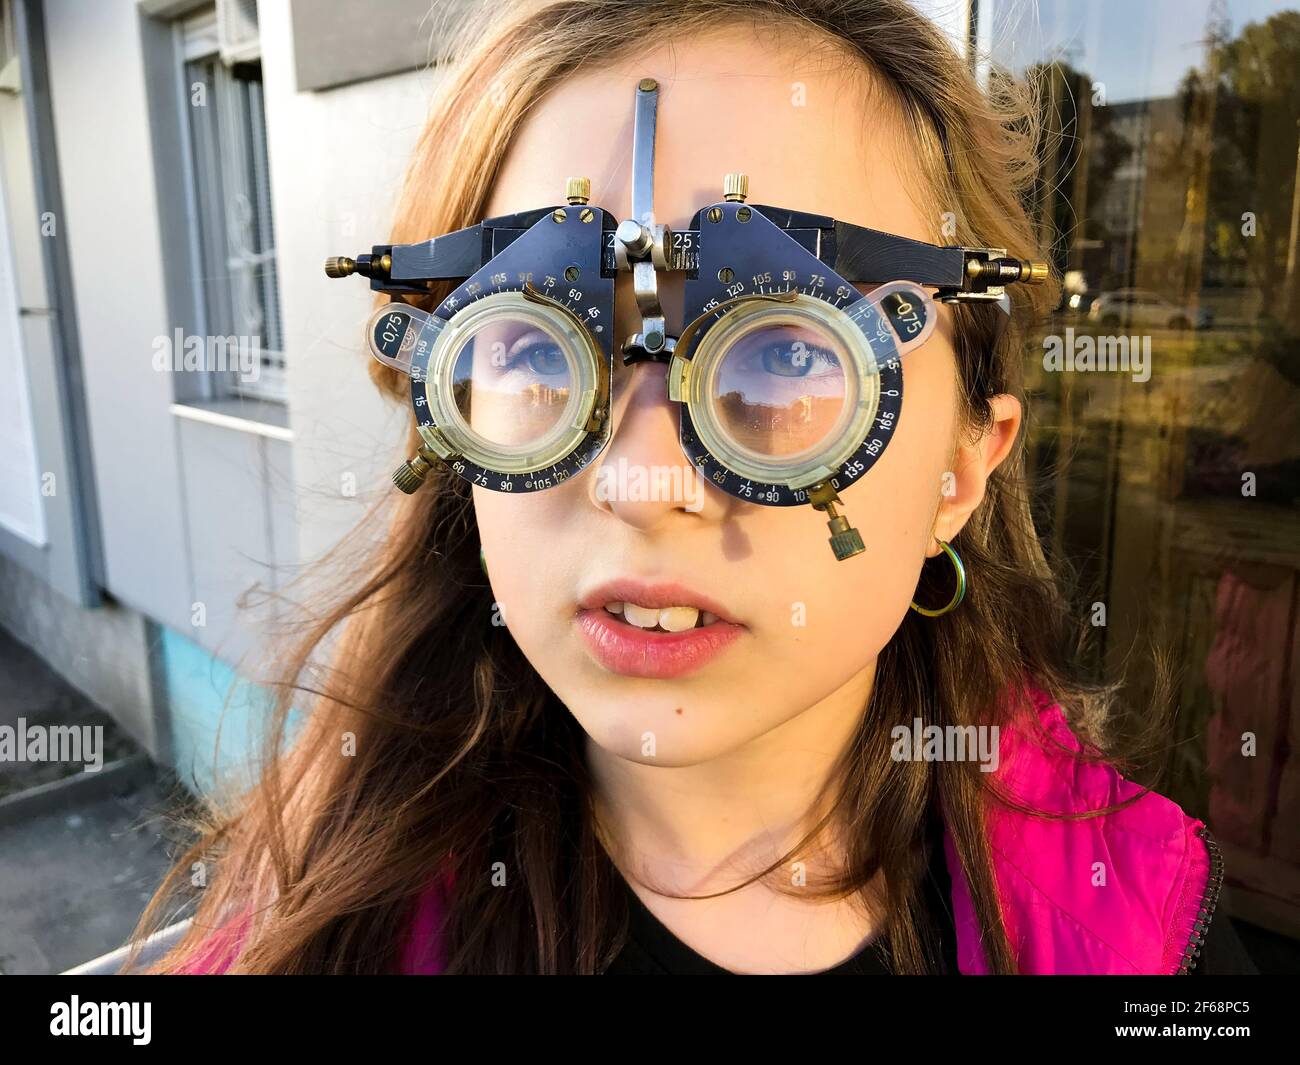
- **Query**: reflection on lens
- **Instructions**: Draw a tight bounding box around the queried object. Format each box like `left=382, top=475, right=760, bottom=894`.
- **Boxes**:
left=425, top=289, right=606, bottom=476
left=450, top=317, right=573, bottom=447
left=711, top=320, right=848, bottom=460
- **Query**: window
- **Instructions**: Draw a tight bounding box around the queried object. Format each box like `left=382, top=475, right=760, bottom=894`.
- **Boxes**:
left=176, top=6, right=284, bottom=403
left=981, top=0, right=1300, bottom=942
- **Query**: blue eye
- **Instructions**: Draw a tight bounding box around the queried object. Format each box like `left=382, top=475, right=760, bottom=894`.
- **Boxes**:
left=519, top=342, right=566, bottom=376
left=759, top=340, right=838, bottom=378
left=505, top=329, right=567, bottom=376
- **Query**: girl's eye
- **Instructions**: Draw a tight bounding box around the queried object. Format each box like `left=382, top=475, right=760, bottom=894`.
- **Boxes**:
left=757, top=340, right=838, bottom=378
left=506, top=329, right=567, bottom=376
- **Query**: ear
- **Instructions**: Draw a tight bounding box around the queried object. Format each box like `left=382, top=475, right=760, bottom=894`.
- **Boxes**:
left=930, top=394, right=1022, bottom=554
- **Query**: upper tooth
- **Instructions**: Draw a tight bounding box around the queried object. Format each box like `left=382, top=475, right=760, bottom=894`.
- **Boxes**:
left=620, top=603, right=701, bottom=631
left=658, top=606, right=700, bottom=632
left=604, top=601, right=624, bottom=615
left=622, top=603, right=661, bottom=628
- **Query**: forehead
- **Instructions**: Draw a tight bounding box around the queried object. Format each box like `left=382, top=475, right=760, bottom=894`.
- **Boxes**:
left=484, top=28, right=935, bottom=243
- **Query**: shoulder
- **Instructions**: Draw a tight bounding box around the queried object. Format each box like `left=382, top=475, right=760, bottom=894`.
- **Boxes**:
left=944, top=685, right=1219, bottom=974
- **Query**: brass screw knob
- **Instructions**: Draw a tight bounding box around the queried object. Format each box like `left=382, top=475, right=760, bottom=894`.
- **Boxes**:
left=392, top=453, right=434, bottom=494
left=827, top=515, right=865, bottom=561
left=1024, top=259, right=1050, bottom=284
left=723, top=172, right=749, bottom=203
left=566, top=177, right=591, bottom=205
left=325, top=256, right=355, bottom=278
left=807, top=480, right=864, bottom=561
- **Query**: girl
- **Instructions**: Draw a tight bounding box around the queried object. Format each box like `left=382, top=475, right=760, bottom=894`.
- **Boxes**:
left=136, top=0, right=1255, bottom=975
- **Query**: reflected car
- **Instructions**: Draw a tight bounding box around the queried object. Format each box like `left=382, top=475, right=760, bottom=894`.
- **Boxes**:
left=1088, top=289, right=1214, bottom=330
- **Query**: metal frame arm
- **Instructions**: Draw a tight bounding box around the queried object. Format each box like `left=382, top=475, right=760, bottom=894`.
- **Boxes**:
left=322, top=207, right=571, bottom=295
left=666, top=207, right=1046, bottom=303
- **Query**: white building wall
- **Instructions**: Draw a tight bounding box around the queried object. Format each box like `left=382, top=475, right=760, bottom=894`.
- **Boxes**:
left=257, top=0, right=434, bottom=568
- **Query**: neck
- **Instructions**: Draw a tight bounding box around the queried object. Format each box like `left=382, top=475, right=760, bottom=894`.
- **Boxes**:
left=585, top=658, right=876, bottom=895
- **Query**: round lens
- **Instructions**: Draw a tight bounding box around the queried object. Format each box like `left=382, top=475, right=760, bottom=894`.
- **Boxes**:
left=683, top=295, right=882, bottom=490
left=710, top=318, right=850, bottom=461
left=422, top=290, right=607, bottom=477
left=448, top=315, right=575, bottom=448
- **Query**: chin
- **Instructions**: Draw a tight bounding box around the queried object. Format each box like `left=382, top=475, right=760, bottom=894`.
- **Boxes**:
left=570, top=699, right=743, bottom=767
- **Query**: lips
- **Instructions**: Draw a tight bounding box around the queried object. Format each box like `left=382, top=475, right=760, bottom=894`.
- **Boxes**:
left=573, top=578, right=747, bottom=679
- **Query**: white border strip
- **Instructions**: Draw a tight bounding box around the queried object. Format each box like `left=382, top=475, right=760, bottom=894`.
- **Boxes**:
left=170, top=401, right=294, bottom=442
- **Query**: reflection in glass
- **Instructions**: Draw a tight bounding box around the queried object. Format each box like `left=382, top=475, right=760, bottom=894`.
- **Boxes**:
left=985, top=0, right=1300, bottom=946
left=711, top=321, right=849, bottom=460
left=449, top=317, right=573, bottom=448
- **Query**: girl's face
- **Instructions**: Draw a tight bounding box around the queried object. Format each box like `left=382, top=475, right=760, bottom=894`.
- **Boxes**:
left=474, top=28, right=1013, bottom=767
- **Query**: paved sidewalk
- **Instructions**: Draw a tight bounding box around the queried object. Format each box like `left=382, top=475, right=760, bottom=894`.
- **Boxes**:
left=0, top=628, right=138, bottom=800
left=0, top=627, right=191, bottom=975
left=0, top=775, right=188, bottom=974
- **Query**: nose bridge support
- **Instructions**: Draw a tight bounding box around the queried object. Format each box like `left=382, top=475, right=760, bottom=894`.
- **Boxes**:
left=616, top=78, right=677, bottom=367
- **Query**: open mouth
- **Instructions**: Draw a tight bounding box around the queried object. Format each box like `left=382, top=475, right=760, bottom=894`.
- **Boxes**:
left=573, top=578, right=746, bottom=678
left=599, top=601, right=722, bottom=632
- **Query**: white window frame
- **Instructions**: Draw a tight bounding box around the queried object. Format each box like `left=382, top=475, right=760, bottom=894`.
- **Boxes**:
left=174, top=5, right=286, bottom=403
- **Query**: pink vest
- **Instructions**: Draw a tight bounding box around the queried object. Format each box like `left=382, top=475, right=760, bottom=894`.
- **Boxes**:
left=187, top=688, right=1218, bottom=975
left=941, top=686, right=1218, bottom=974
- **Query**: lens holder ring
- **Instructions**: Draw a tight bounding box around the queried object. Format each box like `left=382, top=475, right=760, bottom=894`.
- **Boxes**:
left=406, top=206, right=617, bottom=494
left=680, top=292, right=887, bottom=492
left=676, top=294, right=904, bottom=506
left=673, top=200, right=920, bottom=506
left=420, top=290, right=603, bottom=474
left=676, top=293, right=909, bottom=509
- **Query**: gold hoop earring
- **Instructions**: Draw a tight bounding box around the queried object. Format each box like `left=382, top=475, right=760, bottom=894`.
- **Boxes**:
left=909, top=540, right=966, bottom=617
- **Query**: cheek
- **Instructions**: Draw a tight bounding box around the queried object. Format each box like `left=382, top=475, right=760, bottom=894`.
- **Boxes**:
left=472, top=485, right=575, bottom=636
left=727, top=340, right=959, bottom=681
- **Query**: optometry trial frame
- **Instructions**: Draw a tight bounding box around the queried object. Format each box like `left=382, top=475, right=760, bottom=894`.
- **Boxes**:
left=324, top=77, right=1047, bottom=561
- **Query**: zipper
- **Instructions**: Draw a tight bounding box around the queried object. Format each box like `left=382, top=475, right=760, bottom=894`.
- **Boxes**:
left=1175, top=825, right=1225, bottom=974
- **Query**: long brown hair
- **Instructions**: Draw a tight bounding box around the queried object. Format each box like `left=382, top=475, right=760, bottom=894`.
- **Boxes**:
left=131, top=0, right=1163, bottom=975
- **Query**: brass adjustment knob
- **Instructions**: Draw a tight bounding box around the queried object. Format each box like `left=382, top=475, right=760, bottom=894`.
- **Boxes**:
left=1024, top=259, right=1050, bottom=284
left=723, top=172, right=749, bottom=203
left=566, top=176, right=591, bottom=205
left=325, top=254, right=390, bottom=279
left=827, top=515, right=865, bottom=561
left=807, top=481, right=865, bottom=561
left=392, top=451, right=435, bottom=494
left=965, top=255, right=1050, bottom=288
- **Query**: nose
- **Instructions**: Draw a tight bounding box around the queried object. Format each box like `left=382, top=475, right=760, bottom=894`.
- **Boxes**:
left=584, top=272, right=729, bottom=531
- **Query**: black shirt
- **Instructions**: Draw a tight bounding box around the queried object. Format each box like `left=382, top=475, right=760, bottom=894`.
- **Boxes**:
left=602, top=831, right=1256, bottom=975
left=603, top=830, right=958, bottom=975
